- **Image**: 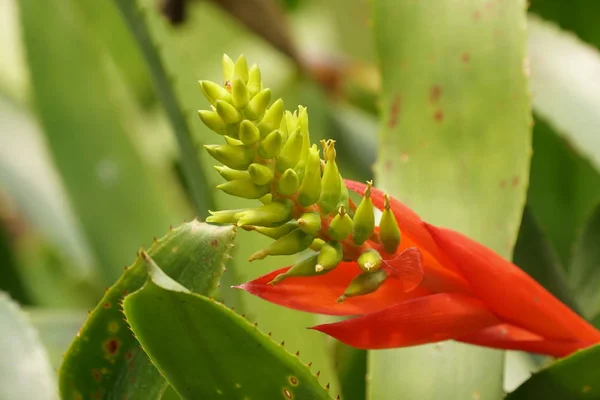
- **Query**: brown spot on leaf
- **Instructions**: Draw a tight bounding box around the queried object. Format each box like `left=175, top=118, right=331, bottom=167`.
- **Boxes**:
left=511, top=176, right=520, bottom=187
left=430, top=85, right=442, bottom=104
left=289, top=376, right=298, bottom=386
left=473, top=10, right=481, bottom=20
left=104, top=302, right=111, bottom=309
left=92, top=369, right=101, bottom=382
left=211, top=238, right=219, bottom=247
left=388, top=95, right=401, bottom=128
left=434, top=110, right=444, bottom=122
left=126, top=350, right=134, bottom=361
left=283, top=388, right=293, bottom=399
left=582, top=385, right=592, bottom=393
left=461, top=52, right=470, bottom=63
left=105, top=338, right=120, bottom=355
left=500, top=180, right=507, bottom=188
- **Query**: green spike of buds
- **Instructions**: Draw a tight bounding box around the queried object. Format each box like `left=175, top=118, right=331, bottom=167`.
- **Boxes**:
left=297, top=212, right=322, bottom=235
left=337, top=269, right=388, bottom=303
left=204, top=144, right=254, bottom=170
left=239, top=120, right=260, bottom=145
left=234, top=55, right=249, bottom=83
left=257, top=99, right=285, bottom=137
left=276, top=128, right=304, bottom=172
left=298, top=144, right=322, bottom=207
left=214, top=165, right=250, bottom=181
left=319, top=140, right=343, bottom=214
left=206, top=208, right=247, bottom=224
left=234, top=200, right=293, bottom=227
left=258, top=130, right=284, bottom=159
left=352, top=181, right=375, bottom=245
left=248, top=229, right=315, bottom=261
left=245, top=89, right=271, bottom=120
left=247, top=64, right=262, bottom=97
left=198, top=110, right=227, bottom=135
left=269, top=252, right=329, bottom=285
left=315, top=241, right=343, bottom=272
left=379, top=193, right=402, bottom=254
left=217, top=180, right=269, bottom=199
left=357, top=249, right=382, bottom=272
left=215, top=100, right=242, bottom=124
left=199, top=80, right=232, bottom=106
left=248, top=163, right=274, bottom=186
left=232, top=77, right=250, bottom=109
left=244, top=220, right=298, bottom=240
left=278, top=169, right=300, bottom=196
left=328, top=206, right=353, bottom=241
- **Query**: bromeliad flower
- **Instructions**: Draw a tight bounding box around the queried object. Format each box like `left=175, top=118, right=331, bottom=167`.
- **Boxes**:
left=199, top=55, right=600, bottom=358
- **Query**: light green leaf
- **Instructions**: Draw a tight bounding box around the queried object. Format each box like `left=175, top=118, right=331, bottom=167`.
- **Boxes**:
left=371, top=0, right=531, bottom=398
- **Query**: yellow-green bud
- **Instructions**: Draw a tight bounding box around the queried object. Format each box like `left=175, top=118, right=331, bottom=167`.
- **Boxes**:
left=217, top=180, right=269, bottom=199
left=284, top=110, right=298, bottom=136
left=198, top=110, right=227, bottom=135
left=224, top=136, right=244, bottom=146
left=245, top=220, right=298, bottom=240
left=257, top=99, right=284, bottom=137
left=298, top=144, right=322, bottom=207
left=239, top=120, right=260, bottom=145
left=310, top=238, right=326, bottom=251
left=315, top=241, right=343, bottom=272
left=234, top=55, right=249, bottom=83
left=232, top=77, right=249, bottom=109
left=319, top=140, right=343, bottom=214
left=214, top=165, right=250, bottom=181
left=248, top=163, right=274, bottom=186
left=352, top=181, right=375, bottom=245
left=269, top=252, right=328, bottom=284
left=258, top=130, right=284, bottom=159
left=278, top=168, right=300, bottom=196
left=259, top=193, right=272, bottom=204
left=199, top=80, right=232, bottom=106
left=337, top=269, right=388, bottom=303
left=248, top=229, right=314, bottom=261
left=379, top=193, right=402, bottom=254
left=276, top=128, right=304, bottom=172
left=297, top=212, right=322, bottom=235
left=357, top=249, right=382, bottom=272
left=329, top=206, right=353, bottom=241
left=235, top=200, right=293, bottom=227
left=204, top=144, right=254, bottom=170
left=247, top=64, right=262, bottom=97
left=245, top=89, right=271, bottom=120
left=222, top=54, right=235, bottom=83
left=216, top=100, right=242, bottom=124
left=206, top=208, right=247, bottom=224
left=298, top=106, right=310, bottom=162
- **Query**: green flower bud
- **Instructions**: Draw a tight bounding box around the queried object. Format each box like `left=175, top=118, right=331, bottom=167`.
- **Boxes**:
left=258, top=130, right=284, bottom=159
left=204, top=144, right=254, bottom=170
left=278, top=168, right=300, bottom=196
left=357, top=249, right=382, bottom=272
left=298, top=144, right=322, bottom=207
left=245, top=89, right=271, bottom=120
left=248, top=163, right=274, bottom=186
left=352, top=181, right=375, bottom=245
left=247, top=64, right=262, bottom=97
left=198, top=110, right=227, bottom=135
left=337, top=269, right=388, bottom=303
left=239, top=120, right=260, bottom=145
left=222, top=54, right=235, bottom=83
left=232, top=77, right=250, bottom=109
left=276, top=128, right=304, bottom=172
left=214, top=165, right=250, bottom=181
left=206, top=208, right=247, bottom=224
left=224, top=136, right=244, bottom=146
left=269, top=252, right=329, bottom=284
left=234, top=55, right=249, bottom=83
left=284, top=110, right=298, bottom=136
left=217, top=180, right=269, bottom=199
left=310, top=238, right=326, bottom=251
left=245, top=220, right=298, bottom=240
left=297, top=212, right=322, bottom=235
left=235, top=200, right=293, bottom=227
left=259, top=193, right=272, bottom=204
left=297, top=105, right=311, bottom=162
left=315, top=241, right=343, bottom=272
left=257, top=99, right=284, bottom=137
left=216, top=100, right=242, bottom=124
left=319, top=140, right=343, bottom=214
left=199, top=80, right=232, bottom=106
left=328, top=206, right=353, bottom=241
left=248, top=229, right=314, bottom=261
left=379, top=193, right=402, bottom=254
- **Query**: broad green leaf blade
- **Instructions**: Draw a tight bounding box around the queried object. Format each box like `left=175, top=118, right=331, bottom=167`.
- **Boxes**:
left=569, top=204, right=600, bottom=322
left=527, top=16, right=600, bottom=173
left=59, top=221, right=235, bottom=400
left=506, top=345, right=600, bottom=400
left=372, top=0, right=531, bottom=399
left=0, top=292, right=57, bottom=400
left=18, top=0, right=175, bottom=285
left=332, top=342, right=367, bottom=400
left=123, top=263, right=332, bottom=400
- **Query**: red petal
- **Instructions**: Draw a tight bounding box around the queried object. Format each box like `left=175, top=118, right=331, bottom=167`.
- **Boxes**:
left=458, top=324, right=587, bottom=358
left=311, top=293, right=499, bottom=349
left=426, top=223, right=600, bottom=343
left=383, top=247, right=424, bottom=293
left=238, top=261, right=430, bottom=316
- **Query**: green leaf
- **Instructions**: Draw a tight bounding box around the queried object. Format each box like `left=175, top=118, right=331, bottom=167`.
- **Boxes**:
left=371, top=0, right=531, bottom=398
left=331, top=341, right=367, bottom=400
left=569, top=204, right=600, bottom=322
left=123, top=259, right=332, bottom=400
left=506, top=345, right=600, bottom=400
left=59, top=221, right=236, bottom=400
left=0, top=292, right=57, bottom=400
left=18, top=0, right=176, bottom=285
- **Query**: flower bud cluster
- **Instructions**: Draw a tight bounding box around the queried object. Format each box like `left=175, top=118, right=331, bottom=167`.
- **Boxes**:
left=199, top=55, right=403, bottom=301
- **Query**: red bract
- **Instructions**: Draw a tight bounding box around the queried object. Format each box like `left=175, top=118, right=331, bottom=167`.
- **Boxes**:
left=239, top=179, right=600, bottom=357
